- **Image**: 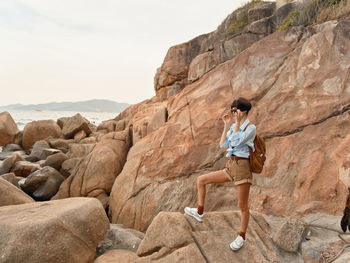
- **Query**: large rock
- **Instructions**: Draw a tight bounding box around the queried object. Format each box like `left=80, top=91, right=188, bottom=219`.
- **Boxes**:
left=27, top=140, right=51, bottom=161
left=96, top=224, right=144, bottom=257
left=0, top=111, right=19, bottom=146
left=0, top=150, right=26, bottom=161
left=62, top=113, right=92, bottom=139
left=0, top=153, right=24, bottom=175
left=97, top=120, right=117, bottom=133
left=22, top=120, right=62, bottom=150
left=11, top=161, right=41, bottom=177
left=0, top=197, right=109, bottom=263
left=109, top=18, right=350, bottom=232
left=100, top=211, right=302, bottom=262
left=48, top=138, right=75, bottom=153
left=3, top=143, right=22, bottom=152
left=53, top=129, right=131, bottom=207
left=273, top=216, right=307, bottom=251
left=20, top=166, right=65, bottom=201
left=0, top=172, right=21, bottom=188
left=0, top=178, right=34, bottom=206
left=44, top=152, right=68, bottom=170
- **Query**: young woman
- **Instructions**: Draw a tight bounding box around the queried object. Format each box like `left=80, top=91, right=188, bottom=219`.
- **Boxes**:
left=184, top=97, right=256, bottom=251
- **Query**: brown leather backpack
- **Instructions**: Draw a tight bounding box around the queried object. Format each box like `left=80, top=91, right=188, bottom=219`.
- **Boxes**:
left=244, top=123, right=266, bottom=174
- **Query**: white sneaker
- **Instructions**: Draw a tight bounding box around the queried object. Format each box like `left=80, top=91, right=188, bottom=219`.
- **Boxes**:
left=229, top=235, right=245, bottom=251
left=184, top=207, right=204, bottom=222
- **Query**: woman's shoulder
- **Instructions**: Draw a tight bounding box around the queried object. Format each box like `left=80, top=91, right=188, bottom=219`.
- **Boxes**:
left=247, top=122, right=256, bottom=130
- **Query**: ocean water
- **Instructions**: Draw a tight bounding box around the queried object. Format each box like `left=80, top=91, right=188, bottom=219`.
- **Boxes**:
left=6, top=110, right=119, bottom=131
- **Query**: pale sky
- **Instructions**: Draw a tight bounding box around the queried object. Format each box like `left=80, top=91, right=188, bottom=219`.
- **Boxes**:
left=0, top=0, right=246, bottom=106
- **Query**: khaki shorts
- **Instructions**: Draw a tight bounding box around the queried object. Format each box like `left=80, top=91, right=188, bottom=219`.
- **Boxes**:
left=223, top=158, right=253, bottom=186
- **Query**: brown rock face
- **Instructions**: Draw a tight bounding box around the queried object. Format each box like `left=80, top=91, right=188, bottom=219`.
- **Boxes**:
left=53, top=129, right=131, bottom=207
left=0, top=111, right=19, bottom=146
left=22, top=120, right=62, bottom=150
left=0, top=178, right=34, bottom=206
left=0, top=197, right=109, bottom=263
left=62, top=113, right=92, bottom=139
left=109, top=18, right=350, bottom=232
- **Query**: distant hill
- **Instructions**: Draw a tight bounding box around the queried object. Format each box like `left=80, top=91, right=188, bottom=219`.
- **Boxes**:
left=0, top=99, right=131, bottom=113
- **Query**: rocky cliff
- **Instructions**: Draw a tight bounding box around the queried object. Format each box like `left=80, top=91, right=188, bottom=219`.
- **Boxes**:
left=1, top=1, right=350, bottom=262
left=108, top=1, right=350, bottom=233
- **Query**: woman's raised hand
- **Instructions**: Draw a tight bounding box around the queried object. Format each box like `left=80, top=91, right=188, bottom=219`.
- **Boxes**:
left=222, top=113, right=231, bottom=125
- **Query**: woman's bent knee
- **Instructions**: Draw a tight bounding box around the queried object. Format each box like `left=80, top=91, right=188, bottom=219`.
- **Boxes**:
left=197, top=176, right=206, bottom=186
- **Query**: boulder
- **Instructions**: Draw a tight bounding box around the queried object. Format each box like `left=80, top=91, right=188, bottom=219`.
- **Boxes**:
left=26, top=140, right=51, bottom=161
left=41, top=148, right=62, bottom=160
left=74, top=129, right=87, bottom=141
left=0, top=150, right=26, bottom=161
left=3, top=143, right=22, bottom=152
left=0, top=153, right=24, bottom=175
left=53, top=129, right=131, bottom=207
left=0, top=178, right=34, bottom=206
left=96, top=224, right=144, bottom=257
left=0, top=111, right=19, bottom=146
left=0, top=197, right=109, bottom=263
left=0, top=172, right=21, bottom=188
left=273, top=216, right=307, bottom=252
left=44, top=152, right=68, bottom=170
left=57, top=116, right=69, bottom=129
left=11, top=161, right=41, bottom=177
left=22, top=120, right=62, bottom=150
left=61, top=113, right=92, bottom=139
left=20, top=166, right=65, bottom=201
left=48, top=138, right=75, bottom=153
left=97, top=120, right=117, bottom=133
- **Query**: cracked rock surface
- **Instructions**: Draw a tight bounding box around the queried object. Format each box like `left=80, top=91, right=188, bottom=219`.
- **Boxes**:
left=109, top=17, right=350, bottom=232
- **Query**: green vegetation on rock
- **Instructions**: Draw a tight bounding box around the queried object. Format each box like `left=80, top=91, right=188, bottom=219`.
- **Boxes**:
left=224, top=15, right=249, bottom=36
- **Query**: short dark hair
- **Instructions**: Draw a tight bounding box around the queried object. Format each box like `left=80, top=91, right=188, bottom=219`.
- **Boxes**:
left=231, top=97, right=252, bottom=114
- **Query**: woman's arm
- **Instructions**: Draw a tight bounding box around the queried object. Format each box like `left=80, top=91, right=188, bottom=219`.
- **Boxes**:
left=219, top=113, right=233, bottom=148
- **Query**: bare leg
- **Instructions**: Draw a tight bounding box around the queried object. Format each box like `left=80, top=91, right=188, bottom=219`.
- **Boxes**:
left=236, top=183, right=251, bottom=233
left=197, top=170, right=231, bottom=207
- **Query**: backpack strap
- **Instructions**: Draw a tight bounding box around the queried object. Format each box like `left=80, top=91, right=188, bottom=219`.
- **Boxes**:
left=243, top=122, right=253, bottom=132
